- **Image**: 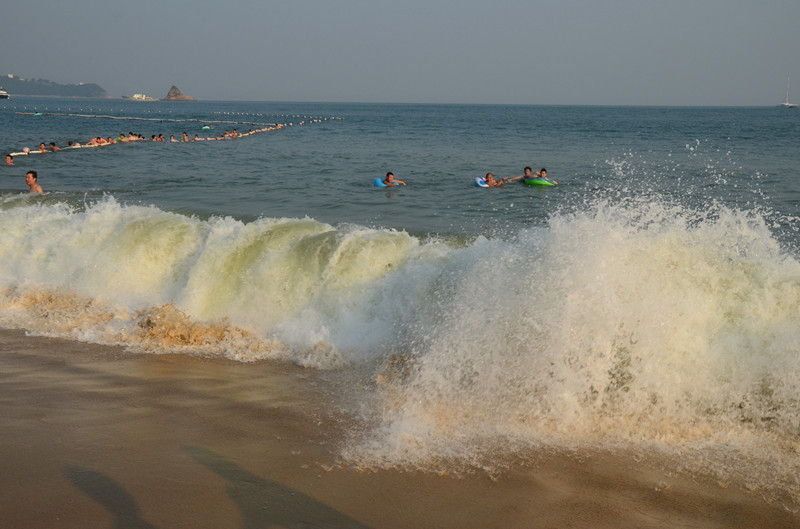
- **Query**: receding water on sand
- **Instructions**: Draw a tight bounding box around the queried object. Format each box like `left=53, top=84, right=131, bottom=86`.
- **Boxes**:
left=1, top=329, right=797, bottom=528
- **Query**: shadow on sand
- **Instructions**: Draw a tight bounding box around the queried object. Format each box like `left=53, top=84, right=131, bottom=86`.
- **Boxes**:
left=183, top=446, right=373, bottom=529
left=64, top=466, right=159, bottom=529
left=64, top=448, right=371, bottom=529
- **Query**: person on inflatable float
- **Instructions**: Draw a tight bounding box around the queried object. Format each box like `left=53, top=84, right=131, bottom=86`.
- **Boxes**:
left=383, top=172, right=406, bottom=186
left=483, top=172, right=508, bottom=187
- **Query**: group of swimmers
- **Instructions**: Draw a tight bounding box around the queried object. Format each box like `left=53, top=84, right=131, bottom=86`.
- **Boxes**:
left=482, top=167, right=552, bottom=187
left=3, top=124, right=289, bottom=194
left=4, top=124, right=283, bottom=162
left=378, top=167, right=554, bottom=188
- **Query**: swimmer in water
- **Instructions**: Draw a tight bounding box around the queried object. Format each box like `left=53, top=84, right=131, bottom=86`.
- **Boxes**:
left=483, top=172, right=508, bottom=187
left=383, top=172, right=407, bottom=186
left=534, top=168, right=557, bottom=185
left=26, top=170, right=43, bottom=194
left=510, top=166, right=533, bottom=182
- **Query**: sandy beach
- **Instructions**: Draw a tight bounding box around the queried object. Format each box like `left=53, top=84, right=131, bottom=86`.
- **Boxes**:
left=0, top=328, right=796, bottom=529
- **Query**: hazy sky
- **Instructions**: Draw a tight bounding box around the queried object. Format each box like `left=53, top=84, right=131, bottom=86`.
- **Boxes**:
left=2, top=0, right=799, bottom=105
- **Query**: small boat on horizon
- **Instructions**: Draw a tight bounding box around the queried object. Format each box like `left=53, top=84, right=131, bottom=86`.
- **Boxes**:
left=0, top=87, right=9, bottom=99
left=122, top=93, right=159, bottom=102
left=780, top=76, right=797, bottom=108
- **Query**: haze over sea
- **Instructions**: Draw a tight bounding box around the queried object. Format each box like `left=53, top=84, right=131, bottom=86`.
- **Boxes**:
left=2, top=97, right=800, bottom=509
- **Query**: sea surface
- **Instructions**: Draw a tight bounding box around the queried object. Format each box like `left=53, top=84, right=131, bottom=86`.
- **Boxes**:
left=2, top=97, right=800, bottom=507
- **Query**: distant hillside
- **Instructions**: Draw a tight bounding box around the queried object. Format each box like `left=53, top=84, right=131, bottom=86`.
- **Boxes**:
left=1, top=74, right=110, bottom=98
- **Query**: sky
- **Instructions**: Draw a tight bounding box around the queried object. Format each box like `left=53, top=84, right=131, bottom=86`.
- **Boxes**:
left=2, top=0, right=799, bottom=106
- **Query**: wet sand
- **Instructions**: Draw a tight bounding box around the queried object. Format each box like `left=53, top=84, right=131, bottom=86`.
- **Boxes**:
left=0, top=328, right=796, bottom=529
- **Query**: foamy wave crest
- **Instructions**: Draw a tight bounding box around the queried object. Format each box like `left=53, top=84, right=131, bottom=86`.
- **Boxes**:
left=345, top=197, right=800, bottom=507
left=0, top=197, right=450, bottom=365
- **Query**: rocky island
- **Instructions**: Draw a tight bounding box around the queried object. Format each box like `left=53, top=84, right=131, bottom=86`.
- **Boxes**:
left=161, top=85, right=196, bottom=101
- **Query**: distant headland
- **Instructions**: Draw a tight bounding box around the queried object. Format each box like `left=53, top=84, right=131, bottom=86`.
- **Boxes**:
left=1, top=74, right=197, bottom=101
left=1, top=73, right=110, bottom=98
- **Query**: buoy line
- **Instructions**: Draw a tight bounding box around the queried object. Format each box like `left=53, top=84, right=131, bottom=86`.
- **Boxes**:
left=16, top=112, right=278, bottom=128
left=6, top=110, right=343, bottom=158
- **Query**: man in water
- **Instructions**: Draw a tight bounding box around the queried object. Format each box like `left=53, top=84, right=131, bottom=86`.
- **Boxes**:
left=535, top=168, right=557, bottom=184
left=5, top=154, right=13, bottom=166
left=26, top=170, right=43, bottom=194
left=383, top=172, right=407, bottom=186
left=510, top=166, right=533, bottom=182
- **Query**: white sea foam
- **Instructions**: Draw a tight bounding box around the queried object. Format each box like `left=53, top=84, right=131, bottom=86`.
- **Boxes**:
left=0, top=197, right=449, bottom=365
left=1, top=195, right=799, bottom=505
left=341, top=196, right=800, bottom=507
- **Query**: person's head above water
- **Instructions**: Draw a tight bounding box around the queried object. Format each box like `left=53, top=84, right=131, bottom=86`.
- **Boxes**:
left=26, top=170, right=42, bottom=193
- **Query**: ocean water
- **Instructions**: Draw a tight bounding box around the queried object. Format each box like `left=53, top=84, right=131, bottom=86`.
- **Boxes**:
left=2, top=97, right=800, bottom=506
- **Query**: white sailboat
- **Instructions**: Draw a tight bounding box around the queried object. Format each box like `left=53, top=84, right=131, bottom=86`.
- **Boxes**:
left=781, top=76, right=798, bottom=108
